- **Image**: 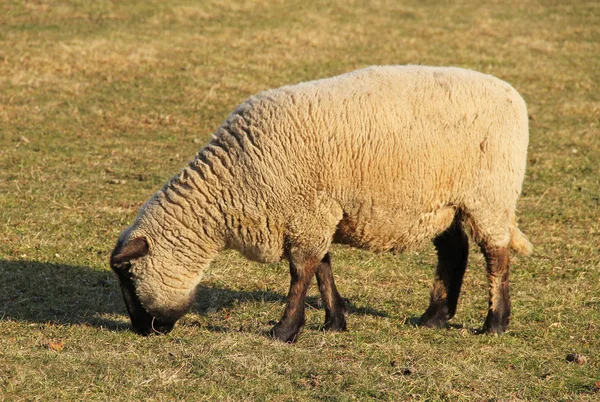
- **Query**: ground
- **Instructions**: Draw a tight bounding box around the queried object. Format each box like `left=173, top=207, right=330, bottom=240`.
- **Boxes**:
left=0, top=0, right=599, bottom=400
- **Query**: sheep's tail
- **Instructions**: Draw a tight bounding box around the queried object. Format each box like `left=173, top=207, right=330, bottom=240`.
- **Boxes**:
left=510, top=225, right=533, bottom=255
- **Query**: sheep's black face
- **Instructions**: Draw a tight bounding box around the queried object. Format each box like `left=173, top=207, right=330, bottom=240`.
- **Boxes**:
left=112, top=263, right=178, bottom=336
left=110, top=237, right=185, bottom=336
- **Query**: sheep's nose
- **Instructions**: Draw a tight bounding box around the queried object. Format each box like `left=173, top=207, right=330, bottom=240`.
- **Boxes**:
left=132, top=317, right=175, bottom=336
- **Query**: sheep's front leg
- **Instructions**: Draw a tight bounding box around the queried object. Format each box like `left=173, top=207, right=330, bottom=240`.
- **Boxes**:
left=271, top=257, right=319, bottom=343
left=421, top=218, right=469, bottom=328
left=315, top=253, right=347, bottom=331
left=482, top=246, right=511, bottom=334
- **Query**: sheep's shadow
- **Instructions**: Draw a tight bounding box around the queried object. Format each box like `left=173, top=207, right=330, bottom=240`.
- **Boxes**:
left=0, top=259, right=388, bottom=335
left=405, top=315, right=480, bottom=334
left=193, top=284, right=389, bottom=319
left=0, top=259, right=128, bottom=330
left=190, top=285, right=390, bottom=335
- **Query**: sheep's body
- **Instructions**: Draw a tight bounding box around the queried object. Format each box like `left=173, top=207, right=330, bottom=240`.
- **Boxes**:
left=111, top=66, right=531, bottom=340
left=202, top=65, right=529, bottom=260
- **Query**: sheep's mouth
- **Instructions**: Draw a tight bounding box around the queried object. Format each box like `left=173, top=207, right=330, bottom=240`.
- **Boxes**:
left=133, top=315, right=176, bottom=336
left=112, top=268, right=178, bottom=336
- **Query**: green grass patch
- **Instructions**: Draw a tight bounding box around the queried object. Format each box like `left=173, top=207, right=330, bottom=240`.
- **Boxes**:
left=1, top=0, right=599, bottom=400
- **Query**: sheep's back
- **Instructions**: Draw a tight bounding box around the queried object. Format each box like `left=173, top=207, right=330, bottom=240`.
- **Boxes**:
left=218, top=66, right=529, bottom=252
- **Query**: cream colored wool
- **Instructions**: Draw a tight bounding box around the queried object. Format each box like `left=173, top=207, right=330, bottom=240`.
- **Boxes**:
left=117, top=65, right=532, bottom=316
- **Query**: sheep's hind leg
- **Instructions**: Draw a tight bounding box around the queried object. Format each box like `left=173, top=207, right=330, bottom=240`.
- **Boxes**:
left=421, top=217, right=469, bottom=328
left=316, top=253, right=347, bottom=331
left=270, top=256, right=319, bottom=343
left=481, top=245, right=511, bottom=334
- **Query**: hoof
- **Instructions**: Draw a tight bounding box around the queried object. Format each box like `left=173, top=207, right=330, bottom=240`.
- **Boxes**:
left=420, top=303, right=450, bottom=328
left=323, top=313, right=347, bottom=332
left=482, top=312, right=509, bottom=334
left=270, top=322, right=302, bottom=343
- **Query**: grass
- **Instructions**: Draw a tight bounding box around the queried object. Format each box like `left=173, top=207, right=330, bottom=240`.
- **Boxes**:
left=1, top=0, right=599, bottom=400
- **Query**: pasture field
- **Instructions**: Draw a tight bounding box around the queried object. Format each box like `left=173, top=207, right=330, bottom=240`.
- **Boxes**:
left=1, top=0, right=598, bottom=400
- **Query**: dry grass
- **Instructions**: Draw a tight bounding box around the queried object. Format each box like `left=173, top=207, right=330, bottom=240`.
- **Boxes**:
left=1, top=0, right=599, bottom=400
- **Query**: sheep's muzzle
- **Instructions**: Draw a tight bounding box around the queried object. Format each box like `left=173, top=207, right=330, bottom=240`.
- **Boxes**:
left=111, top=264, right=183, bottom=336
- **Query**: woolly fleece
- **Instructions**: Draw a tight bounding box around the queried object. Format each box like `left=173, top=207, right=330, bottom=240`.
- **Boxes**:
left=115, top=65, right=531, bottom=318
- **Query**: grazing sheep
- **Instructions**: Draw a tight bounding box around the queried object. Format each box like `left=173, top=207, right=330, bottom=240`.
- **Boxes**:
left=110, top=65, right=532, bottom=342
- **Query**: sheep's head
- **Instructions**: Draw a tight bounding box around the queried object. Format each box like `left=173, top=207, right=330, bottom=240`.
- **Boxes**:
left=110, top=232, right=200, bottom=336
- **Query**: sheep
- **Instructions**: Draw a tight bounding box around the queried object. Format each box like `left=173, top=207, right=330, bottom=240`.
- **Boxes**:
left=110, top=65, right=532, bottom=342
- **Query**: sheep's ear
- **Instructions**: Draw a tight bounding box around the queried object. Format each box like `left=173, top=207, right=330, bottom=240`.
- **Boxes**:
left=111, top=237, right=149, bottom=266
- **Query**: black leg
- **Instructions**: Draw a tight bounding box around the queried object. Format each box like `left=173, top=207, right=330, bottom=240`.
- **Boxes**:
left=271, top=257, right=318, bottom=343
left=315, top=253, right=347, bottom=331
left=421, top=217, right=469, bottom=328
left=481, top=246, right=511, bottom=334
